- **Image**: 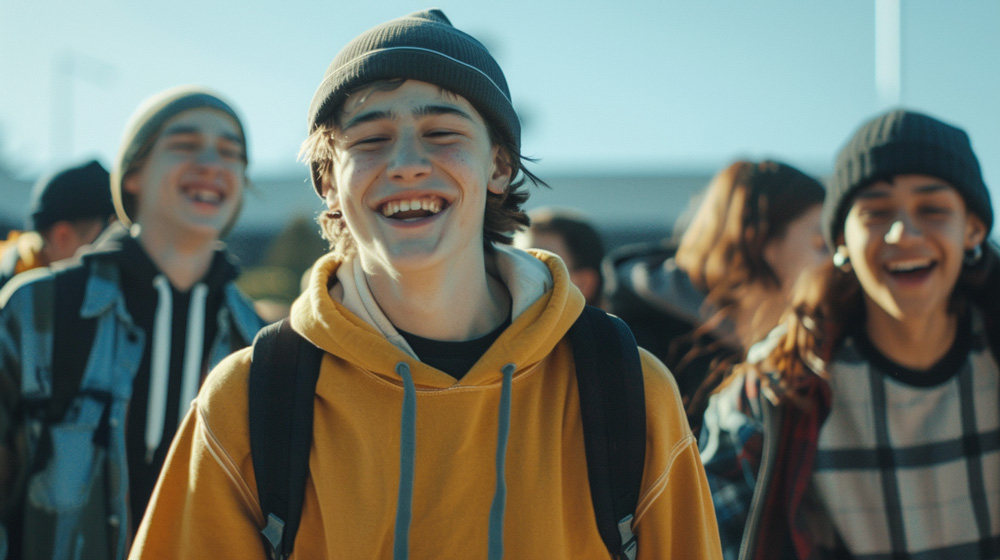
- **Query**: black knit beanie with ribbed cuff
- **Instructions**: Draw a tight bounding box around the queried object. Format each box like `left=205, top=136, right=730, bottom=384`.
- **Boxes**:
left=111, top=86, right=247, bottom=231
left=306, top=8, right=518, bottom=196
left=27, top=159, right=114, bottom=231
left=823, top=109, right=992, bottom=248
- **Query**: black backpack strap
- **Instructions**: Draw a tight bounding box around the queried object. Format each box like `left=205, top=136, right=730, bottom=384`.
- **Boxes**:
left=249, top=319, right=323, bottom=560
left=569, top=305, right=646, bottom=560
left=49, top=264, right=98, bottom=423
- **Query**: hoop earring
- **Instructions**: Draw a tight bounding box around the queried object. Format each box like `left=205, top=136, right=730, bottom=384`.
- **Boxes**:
left=832, top=247, right=851, bottom=270
left=964, top=244, right=983, bottom=266
left=326, top=210, right=343, bottom=220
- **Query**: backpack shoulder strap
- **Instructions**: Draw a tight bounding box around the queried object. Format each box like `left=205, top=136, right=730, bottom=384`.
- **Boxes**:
left=569, top=305, right=646, bottom=560
left=249, top=318, right=323, bottom=560
left=48, top=263, right=97, bottom=423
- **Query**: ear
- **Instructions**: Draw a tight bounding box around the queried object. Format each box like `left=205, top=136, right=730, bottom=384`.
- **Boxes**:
left=47, top=222, right=73, bottom=247
left=123, top=173, right=142, bottom=196
left=487, top=147, right=513, bottom=196
left=569, top=268, right=601, bottom=304
left=833, top=245, right=852, bottom=270
left=964, top=213, right=987, bottom=249
left=321, top=174, right=339, bottom=209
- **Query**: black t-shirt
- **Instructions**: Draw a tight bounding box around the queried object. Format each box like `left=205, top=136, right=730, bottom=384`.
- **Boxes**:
left=397, top=315, right=511, bottom=379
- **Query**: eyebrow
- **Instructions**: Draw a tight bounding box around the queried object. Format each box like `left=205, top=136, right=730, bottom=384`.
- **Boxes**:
left=341, top=104, right=475, bottom=132
left=161, top=125, right=244, bottom=146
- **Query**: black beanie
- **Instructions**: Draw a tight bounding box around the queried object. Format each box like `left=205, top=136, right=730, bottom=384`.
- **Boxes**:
left=27, top=159, right=113, bottom=231
left=306, top=8, right=518, bottom=196
left=111, top=85, right=247, bottom=229
left=823, top=109, right=992, bottom=248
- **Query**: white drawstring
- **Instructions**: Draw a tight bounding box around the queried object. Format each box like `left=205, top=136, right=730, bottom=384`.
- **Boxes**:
left=179, top=283, right=208, bottom=421
left=146, top=275, right=172, bottom=463
left=145, top=276, right=209, bottom=463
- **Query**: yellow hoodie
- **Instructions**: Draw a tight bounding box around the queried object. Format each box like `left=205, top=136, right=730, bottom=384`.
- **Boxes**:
left=131, top=247, right=721, bottom=559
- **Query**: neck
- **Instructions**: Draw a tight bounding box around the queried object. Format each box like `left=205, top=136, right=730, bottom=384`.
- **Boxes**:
left=863, top=300, right=958, bottom=370
left=361, top=252, right=510, bottom=342
left=734, top=286, right=786, bottom=349
left=134, top=226, right=218, bottom=291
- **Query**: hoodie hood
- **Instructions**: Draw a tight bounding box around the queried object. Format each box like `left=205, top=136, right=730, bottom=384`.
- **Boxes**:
left=289, top=244, right=584, bottom=388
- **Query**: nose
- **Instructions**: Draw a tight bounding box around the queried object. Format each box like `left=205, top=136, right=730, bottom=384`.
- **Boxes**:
left=195, top=146, right=223, bottom=168
left=387, top=134, right=431, bottom=183
left=884, top=213, right=921, bottom=244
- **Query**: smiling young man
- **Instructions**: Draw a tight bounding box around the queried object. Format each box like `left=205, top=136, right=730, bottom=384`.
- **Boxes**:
left=132, top=10, right=721, bottom=560
left=0, top=86, right=264, bottom=560
left=699, top=109, right=1000, bottom=560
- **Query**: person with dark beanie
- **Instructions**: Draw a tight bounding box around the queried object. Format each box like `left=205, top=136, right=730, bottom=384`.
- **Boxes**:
left=0, top=159, right=114, bottom=290
left=700, top=108, right=1000, bottom=559
left=0, top=86, right=264, bottom=560
left=133, top=9, right=722, bottom=559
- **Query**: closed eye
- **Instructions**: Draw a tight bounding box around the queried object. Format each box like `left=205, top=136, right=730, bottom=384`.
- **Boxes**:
left=166, top=140, right=201, bottom=152
left=425, top=129, right=462, bottom=140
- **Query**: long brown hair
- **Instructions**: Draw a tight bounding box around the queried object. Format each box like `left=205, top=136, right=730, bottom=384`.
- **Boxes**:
left=674, top=160, right=825, bottom=416
left=676, top=160, right=825, bottom=344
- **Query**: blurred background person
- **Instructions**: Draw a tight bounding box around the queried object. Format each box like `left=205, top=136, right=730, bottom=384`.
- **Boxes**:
left=604, top=160, right=827, bottom=429
left=515, top=207, right=606, bottom=307
left=0, top=159, right=113, bottom=289
left=0, top=86, right=265, bottom=560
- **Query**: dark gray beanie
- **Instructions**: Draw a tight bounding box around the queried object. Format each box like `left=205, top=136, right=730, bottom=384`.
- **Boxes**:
left=823, top=109, right=992, bottom=248
left=306, top=8, right=518, bottom=196
left=111, top=85, right=247, bottom=228
left=27, top=159, right=113, bottom=231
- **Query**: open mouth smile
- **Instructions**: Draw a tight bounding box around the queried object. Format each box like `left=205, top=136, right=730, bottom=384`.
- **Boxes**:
left=182, top=184, right=226, bottom=206
left=884, top=258, right=936, bottom=281
left=378, top=196, right=448, bottom=221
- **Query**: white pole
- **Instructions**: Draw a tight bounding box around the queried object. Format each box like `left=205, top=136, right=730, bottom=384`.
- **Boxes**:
left=875, top=0, right=902, bottom=107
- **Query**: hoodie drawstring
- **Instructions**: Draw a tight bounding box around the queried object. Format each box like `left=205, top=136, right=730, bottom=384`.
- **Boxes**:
left=393, top=362, right=417, bottom=560
left=179, top=283, right=208, bottom=419
left=144, top=275, right=208, bottom=463
left=391, top=361, right=517, bottom=560
left=487, top=363, right=516, bottom=560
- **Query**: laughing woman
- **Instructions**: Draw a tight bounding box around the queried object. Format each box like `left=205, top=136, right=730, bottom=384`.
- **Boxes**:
left=700, top=110, right=1000, bottom=560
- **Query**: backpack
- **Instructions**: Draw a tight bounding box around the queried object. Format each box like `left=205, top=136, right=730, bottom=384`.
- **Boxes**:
left=249, top=305, right=646, bottom=560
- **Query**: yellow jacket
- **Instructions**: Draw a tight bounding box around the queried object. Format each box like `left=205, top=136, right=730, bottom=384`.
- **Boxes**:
left=131, top=247, right=721, bottom=559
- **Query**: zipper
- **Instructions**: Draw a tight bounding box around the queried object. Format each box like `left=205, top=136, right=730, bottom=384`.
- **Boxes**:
left=738, top=398, right=781, bottom=560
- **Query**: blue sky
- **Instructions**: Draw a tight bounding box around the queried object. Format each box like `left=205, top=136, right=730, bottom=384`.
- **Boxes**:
left=1, top=1, right=999, bottom=214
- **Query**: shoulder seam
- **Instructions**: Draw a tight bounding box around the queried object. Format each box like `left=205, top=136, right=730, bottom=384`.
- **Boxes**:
left=632, top=433, right=696, bottom=524
left=196, top=402, right=266, bottom=527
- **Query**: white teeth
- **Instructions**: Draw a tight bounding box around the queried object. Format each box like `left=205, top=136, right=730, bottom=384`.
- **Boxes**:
left=887, top=259, right=932, bottom=272
left=190, top=189, right=222, bottom=203
left=380, top=197, right=445, bottom=218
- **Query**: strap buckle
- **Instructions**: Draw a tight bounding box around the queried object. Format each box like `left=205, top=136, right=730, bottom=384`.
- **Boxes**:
left=618, top=514, right=638, bottom=560
left=261, top=513, right=286, bottom=560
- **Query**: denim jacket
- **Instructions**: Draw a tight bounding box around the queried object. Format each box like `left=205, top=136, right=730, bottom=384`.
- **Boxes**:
left=0, top=252, right=264, bottom=560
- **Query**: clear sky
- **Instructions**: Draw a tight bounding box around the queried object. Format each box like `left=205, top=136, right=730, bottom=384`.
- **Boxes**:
left=1, top=1, right=999, bottom=214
